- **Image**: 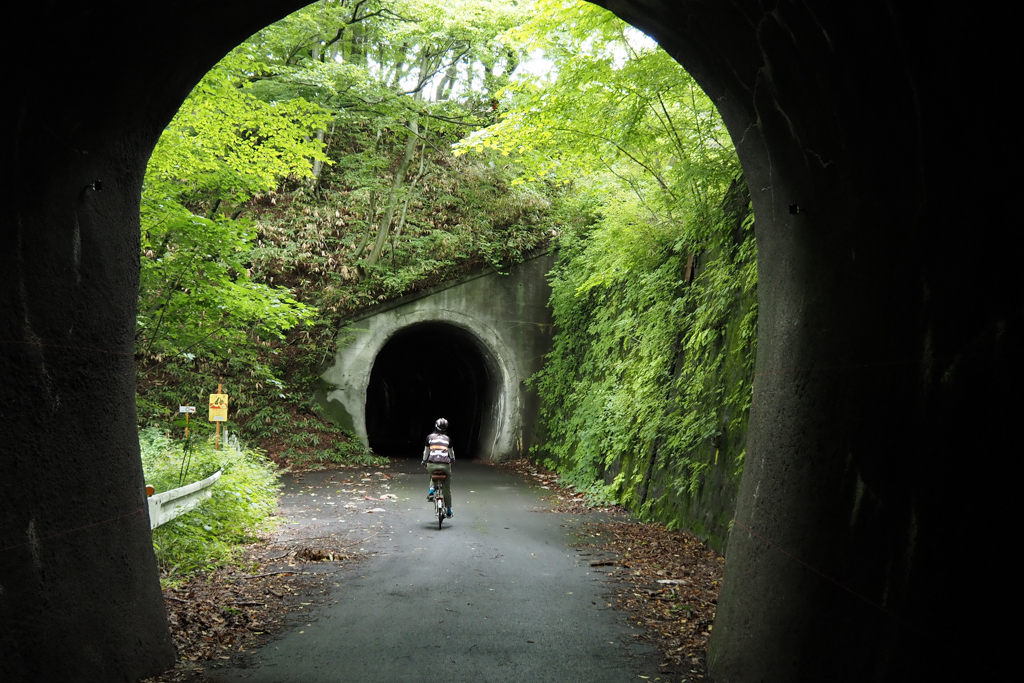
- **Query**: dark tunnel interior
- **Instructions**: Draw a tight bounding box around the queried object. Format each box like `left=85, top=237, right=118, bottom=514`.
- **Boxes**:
left=365, top=322, right=495, bottom=459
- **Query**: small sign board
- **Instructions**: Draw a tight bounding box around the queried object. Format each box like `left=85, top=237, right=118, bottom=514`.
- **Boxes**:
left=179, top=406, right=196, bottom=413
left=208, top=394, right=228, bottom=422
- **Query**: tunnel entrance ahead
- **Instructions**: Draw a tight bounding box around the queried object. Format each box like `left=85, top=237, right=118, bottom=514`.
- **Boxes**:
left=365, top=322, right=496, bottom=459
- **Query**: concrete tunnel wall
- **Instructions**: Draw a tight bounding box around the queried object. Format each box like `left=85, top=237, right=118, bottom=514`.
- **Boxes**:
left=316, top=252, right=554, bottom=462
left=3, top=2, right=1017, bottom=680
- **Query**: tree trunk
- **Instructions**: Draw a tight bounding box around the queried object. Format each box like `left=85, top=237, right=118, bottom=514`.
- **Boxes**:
left=310, top=128, right=326, bottom=181
left=435, top=61, right=459, bottom=101
left=349, top=22, right=366, bottom=68
left=361, top=52, right=431, bottom=272
left=310, top=121, right=334, bottom=190
left=364, top=117, right=418, bottom=268
left=352, top=189, right=378, bottom=260
left=388, top=137, right=428, bottom=264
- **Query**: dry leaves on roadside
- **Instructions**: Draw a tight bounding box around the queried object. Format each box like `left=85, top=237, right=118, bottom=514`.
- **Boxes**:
left=143, top=544, right=363, bottom=682
left=498, top=458, right=627, bottom=514
left=580, top=522, right=724, bottom=680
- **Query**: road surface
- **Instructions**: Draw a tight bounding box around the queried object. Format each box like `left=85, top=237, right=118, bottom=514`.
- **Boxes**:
left=210, top=459, right=666, bottom=682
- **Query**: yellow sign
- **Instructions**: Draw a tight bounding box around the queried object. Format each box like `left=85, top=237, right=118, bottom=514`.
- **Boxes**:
left=208, top=393, right=228, bottom=422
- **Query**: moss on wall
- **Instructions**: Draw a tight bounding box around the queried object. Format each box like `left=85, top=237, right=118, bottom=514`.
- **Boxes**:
left=642, top=278, right=755, bottom=549
left=531, top=182, right=755, bottom=550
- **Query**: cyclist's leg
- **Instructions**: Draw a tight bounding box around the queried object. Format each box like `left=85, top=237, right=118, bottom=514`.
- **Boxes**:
left=438, top=463, right=452, bottom=509
left=427, top=464, right=439, bottom=499
left=427, top=463, right=452, bottom=510
left=446, top=464, right=454, bottom=510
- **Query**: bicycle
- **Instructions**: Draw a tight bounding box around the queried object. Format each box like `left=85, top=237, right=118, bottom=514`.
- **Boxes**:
left=430, top=471, right=448, bottom=529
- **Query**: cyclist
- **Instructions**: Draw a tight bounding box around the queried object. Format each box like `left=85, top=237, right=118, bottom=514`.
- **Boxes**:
left=423, top=418, right=454, bottom=518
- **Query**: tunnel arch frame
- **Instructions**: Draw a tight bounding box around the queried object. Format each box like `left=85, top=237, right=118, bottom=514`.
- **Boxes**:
left=1, top=2, right=1015, bottom=681
left=321, top=309, right=524, bottom=462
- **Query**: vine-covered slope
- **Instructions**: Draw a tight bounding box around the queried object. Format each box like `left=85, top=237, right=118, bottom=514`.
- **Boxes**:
left=532, top=182, right=755, bottom=549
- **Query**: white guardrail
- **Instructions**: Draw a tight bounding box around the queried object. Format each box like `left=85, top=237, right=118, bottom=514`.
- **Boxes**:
left=147, top=470, right=223, bottom=530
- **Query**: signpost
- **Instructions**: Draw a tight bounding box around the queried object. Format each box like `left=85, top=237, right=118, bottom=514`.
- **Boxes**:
left=178, top=405, right=195, bottom=437
left=209, top=384, right=228, bottom=450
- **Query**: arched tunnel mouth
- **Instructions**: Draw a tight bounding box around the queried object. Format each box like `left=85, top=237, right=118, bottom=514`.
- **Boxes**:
left=365, top=322, right=497, bottom=460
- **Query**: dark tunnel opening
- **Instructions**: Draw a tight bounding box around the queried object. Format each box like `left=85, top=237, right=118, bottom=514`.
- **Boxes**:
left=365, top=322, right=495, bottom=459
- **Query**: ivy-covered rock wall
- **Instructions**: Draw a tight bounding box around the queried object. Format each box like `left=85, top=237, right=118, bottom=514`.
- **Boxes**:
left=531, top=182, right=755, bottom=550
left=639, top=245, right=756, bottom=549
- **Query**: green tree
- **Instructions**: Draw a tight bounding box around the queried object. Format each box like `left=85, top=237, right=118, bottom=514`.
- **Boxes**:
left=456, top=0, right=739, bottom=223
left=136, top=52, right=329, bottom=420
left=136, top=0, right=556, bottom=449
left=457, top=0, right=756, bottom=539
left=242, top=0, right=531, bottom=278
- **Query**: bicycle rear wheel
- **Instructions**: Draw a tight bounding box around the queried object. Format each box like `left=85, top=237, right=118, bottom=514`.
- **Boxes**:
left=431, top=472, right=447, bottom=529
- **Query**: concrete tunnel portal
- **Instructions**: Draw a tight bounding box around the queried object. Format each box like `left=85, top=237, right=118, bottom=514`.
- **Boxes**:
left=317, top=253, right=556, bottom=463
left=365, top=322, right=495, bottom=459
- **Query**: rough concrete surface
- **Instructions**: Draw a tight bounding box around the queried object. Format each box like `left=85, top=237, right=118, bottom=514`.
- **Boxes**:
left=209, top=461, right=663, bottom=682
left=4, top=2, right=1016, bottom=680
left=317, top=252, right=554, bottom=461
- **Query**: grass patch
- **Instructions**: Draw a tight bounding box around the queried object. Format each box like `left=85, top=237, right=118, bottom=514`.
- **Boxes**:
left=140, top=427, right=280, bottom=576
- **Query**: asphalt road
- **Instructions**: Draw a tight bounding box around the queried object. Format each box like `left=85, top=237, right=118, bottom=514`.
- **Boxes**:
left=211, top=459, right=665, bottom=683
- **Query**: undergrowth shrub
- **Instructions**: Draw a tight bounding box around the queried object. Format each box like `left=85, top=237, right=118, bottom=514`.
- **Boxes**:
left=140, top=428, right=280, bottom=576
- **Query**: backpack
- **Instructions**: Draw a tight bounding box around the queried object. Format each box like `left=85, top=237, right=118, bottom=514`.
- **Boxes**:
left=426, top=433, right=452, bottom=463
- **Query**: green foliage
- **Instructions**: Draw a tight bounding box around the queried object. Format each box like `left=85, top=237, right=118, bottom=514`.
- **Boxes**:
left=136, top=1, right=560, bottom=456
left=478, top=1, right=757, bottom=541
left=140, top=429, right=280, bottom=575
left=146, top=51, right=331, bottom=199
left=239, top=406, right=388, bottom=468
left=454, top=0, right=738, bottom=200
left=136, top=49, right=328, bottom=427
left=532, top=180, right=756, bottom=537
